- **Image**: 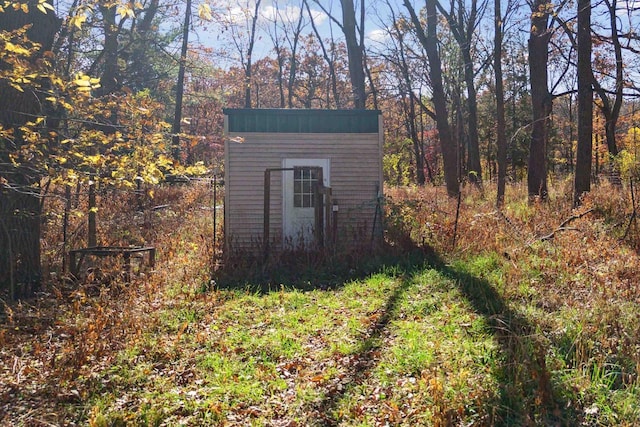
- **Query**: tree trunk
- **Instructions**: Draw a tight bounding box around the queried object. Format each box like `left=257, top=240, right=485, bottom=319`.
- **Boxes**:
left=305, top=0, right=340, bottom=108
left=364, top=51, right=378, bottom=110
left=527, top=0, right=551, bottom=200
left=407, top=96, right=426, bottom=185
left=462, top=47, right=482, bottom=185
left=88, top=176, right=97, bottom=247
left=393, top=18, right=425, bottom=185
left=287, top=9, right=304, bottom=108
left=172, top=0, right=191, bottom=161
left=404, top=0, right=458, bottom=196
left=574, top=0, right=593, bottom=205
left=341, top=0, right=366, bottom=108
left=437, top=0, right=483, bottom=185
left=0, top=1, right=59, bottom=298
left=276, top=48, right=286, bottom=108
left=245, top=0, right=262, bottom=108
left=97, top=4, right=119, bottom=96
left=138, top=0, right=160, bottom=35
left=568, top=94, right=575, bottom=172
left=454, top=89, right=465, bottom=180
left=0, top=178, right=42, bottom=299
left=495, top=0, right=507, bottom=206
left=593, top=0, right=622, bottom=158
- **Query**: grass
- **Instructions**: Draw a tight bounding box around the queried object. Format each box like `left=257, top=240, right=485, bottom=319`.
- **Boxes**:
left=1, top=179, right=640, bottom=425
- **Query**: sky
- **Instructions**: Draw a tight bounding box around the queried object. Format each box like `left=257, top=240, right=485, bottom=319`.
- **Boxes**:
left=50, top=0, right=640, bottom=74
left=198, top=0, right=640, bottom=63
left=192, top=0, right=396, bottom=63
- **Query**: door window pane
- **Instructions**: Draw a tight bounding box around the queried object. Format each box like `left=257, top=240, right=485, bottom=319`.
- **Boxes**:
left=293, top=167, right=318, bottom=208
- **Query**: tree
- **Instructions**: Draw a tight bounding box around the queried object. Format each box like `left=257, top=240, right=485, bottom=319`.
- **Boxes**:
left=58, top=1, right=174, bottom=98
left=495, top=0, right=508, bottom=205
left=123, top=0, right=163, bottom=93
left=172, top=0, right=191, bottom=161
left=265, top=0, right=290, bottom=108
left=0, top=1, right=60, bottom=298
left=303, top=0, right=342, bottom=107
left=339, top=0, right=366, bottom=108
left=574, top=0, right=592, bottom=205
left=552, top=0, right=623, bottom=170
left=437, top=0, right=486, bottom=186
left=403, top=0, right=459, bottom=196
left=312, top=0, right=367, bottom=108
left=219, top=0, right=263, bottom=109
left=375, top=4, right=424, bottom=185
left=527, top=0, right=552, bottom=200
left=245, top=0, right=262, bottom=108
left=96, top=2, right=120, bottom=97
left=265, top=0, right=308, bottom=108
left=393, top=20, right=425, bottom=185
left=285, top=2, right=307, bottom=108
left=1, top=1, right=194, bottom=299
left=592, top=0, right=623, bottom=158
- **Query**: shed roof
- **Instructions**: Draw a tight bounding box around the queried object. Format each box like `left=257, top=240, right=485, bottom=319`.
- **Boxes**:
left=223, top=108, right=381, bottom=134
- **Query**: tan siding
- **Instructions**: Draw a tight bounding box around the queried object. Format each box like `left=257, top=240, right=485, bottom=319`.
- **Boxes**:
left=225, top=123, right=383, bottom=251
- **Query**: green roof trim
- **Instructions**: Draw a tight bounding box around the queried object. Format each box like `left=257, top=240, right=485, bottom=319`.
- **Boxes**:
left=223, top=108, right=381, bottom=133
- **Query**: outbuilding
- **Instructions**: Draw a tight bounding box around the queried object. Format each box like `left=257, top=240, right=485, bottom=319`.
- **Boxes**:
left=223, top=108, right=383, bottom=255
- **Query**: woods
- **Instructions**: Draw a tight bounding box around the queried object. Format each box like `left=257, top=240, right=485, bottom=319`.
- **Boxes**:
left=1, top=0, right=639, bottom=299
left=2, top=1, right=640, bottom=424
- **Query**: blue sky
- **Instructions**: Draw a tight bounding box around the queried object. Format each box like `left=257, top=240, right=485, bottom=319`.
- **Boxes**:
left=193, top=0, right=394, bottom=62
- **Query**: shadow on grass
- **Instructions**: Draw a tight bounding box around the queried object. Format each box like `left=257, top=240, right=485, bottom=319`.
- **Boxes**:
left=425, top=253, right=581, bottom=426
left=213, top=244, right=582, bottom=425
left=324, top=248, right=580, bottom=426
left=307, top=251, right=425, bottom=426
left=211, top=245, right=404, bottom=293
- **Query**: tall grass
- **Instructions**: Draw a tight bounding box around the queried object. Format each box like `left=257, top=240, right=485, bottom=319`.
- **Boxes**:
left=1, top=182, right=218, bottom=425
left=386, top=180, right=640, bottom=424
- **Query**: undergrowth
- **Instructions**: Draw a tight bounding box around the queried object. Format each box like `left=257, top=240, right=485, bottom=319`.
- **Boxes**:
left=1, top=179, right=639, bottom=426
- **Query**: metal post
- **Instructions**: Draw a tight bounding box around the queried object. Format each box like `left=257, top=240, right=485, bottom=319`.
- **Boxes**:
left=324, top=187, right=332, bottom=248
left=63, top=185, right=71, bottom=273
left=88, top=176, right=97, bottom=247
left=332, top=200, right=338, bottom=249
left=213, top=174, right=217, bottom=247
left=314, top=167, right=324, bottom=248
left=263, top=170, right=271, bottom=260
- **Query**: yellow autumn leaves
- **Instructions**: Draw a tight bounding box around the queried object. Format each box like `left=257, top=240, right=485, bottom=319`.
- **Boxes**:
left=0, top=1, right=216, bottom=30
left=0, top=0, right=53, bottom=14
left=1, top=1, right=209, bottom=192
left=198, top=4, right=213, bottom=21
left=74, top=74, right=101, bottom=93
left=64, top=1, right=214, bottom=32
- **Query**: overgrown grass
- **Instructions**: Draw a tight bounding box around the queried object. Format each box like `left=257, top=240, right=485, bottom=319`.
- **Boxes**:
left=1, top=180, right=640, bottom=425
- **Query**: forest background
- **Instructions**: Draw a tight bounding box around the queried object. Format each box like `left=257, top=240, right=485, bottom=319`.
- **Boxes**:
left=2, top=1, right=640, bottom=425
left=3, top=0, right=640, bottom=296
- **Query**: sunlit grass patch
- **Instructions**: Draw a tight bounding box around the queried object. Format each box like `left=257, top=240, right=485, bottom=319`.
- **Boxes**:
left=83, top=267, right=407, bottom=424
left=334, top=266, right=501, bottom=426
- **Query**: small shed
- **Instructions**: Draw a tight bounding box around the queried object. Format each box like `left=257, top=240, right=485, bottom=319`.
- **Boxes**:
left=223, top=108, right=383, bottom=253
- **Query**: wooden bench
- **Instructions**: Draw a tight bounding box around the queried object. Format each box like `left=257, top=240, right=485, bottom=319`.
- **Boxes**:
left=69, top=246, right=156, bottom=281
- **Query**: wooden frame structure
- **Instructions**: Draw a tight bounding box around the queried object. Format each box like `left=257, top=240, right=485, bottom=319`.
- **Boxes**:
left=69, top=246, right=156, bottom=282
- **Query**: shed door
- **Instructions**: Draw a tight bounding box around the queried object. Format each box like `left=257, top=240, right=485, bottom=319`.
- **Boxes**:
left=283, top=158, right=330, bottom=247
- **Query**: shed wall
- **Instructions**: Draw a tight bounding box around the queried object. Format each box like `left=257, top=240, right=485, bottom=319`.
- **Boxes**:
left=224, top=114, right=383, bottom=252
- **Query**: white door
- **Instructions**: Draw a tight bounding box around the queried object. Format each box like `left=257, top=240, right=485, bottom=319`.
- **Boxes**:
left=283, top=158, right=330, bottom=248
